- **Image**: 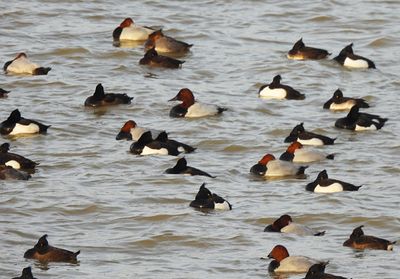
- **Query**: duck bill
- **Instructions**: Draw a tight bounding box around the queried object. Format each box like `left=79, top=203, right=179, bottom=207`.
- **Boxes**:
left=168, top=96, right=178, bottom=102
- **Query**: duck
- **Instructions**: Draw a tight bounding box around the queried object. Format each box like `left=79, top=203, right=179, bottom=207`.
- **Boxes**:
left=343, top=225, right=396, bottom=251
left=0, top=165, right=31, bottom=180
left=334, top=43, right=376, bottom=69
left=112, top=17, right=155, bottom=41
left=139, top=47, right=184, bottom=68
left=0, top=143, right=38, bottom=171
left=165, top=157, right=215, bottom=178
left=284, top=123, right=336, bottom=146
left=116, top=120, right=164, bottom=141
left=190, top=183, right=232, bottom=210
left=144, top=29, right=193, bottom=54
left=279, top=141, right=334, bottom=163
left=305, top=263, right=348, bottom=279
left=250, top=153, right=308, bottom=177
left=12, top=267, right=37, bottom=279
left=335, top=105, right=387, bottom=131
left=306, top=170, right=362, bottom=193
left=266, top=245, right=323, bottom=273
left=323, top=89, right=369, bottom=111
left=0, top=109, right=50, bottom=136
left=264, top=214, right=325, bottom=236
left=24, top=234, right=80, bottom=263
left=3, top=53, right=51, bottom=75
left=0, top=88, right=10, bottom=98
left=169, top=88, right=227, bottom=118
left=258, top=75, right=305, bottom=100
left=287, top=38, right=330, bottom=60
left=84, top=83, right=133, bottom=107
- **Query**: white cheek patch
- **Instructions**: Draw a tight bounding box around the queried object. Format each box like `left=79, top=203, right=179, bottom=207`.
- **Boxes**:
left=343, top=57, right=369, bottom=68
left=314, top=183, right=343, bottom=193
left=355, top=124, right=376, bottom=131
left=5, top=160, right=21, bottom=169
left=9, top=123, right=39, bottom=135
left=141, top=146, right=168, bottom=155
left=259, top=87, right=287, bottom=99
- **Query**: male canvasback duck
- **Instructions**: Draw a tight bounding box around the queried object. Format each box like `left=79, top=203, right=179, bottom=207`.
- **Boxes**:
left=24, top=234, right=80, bottom=263
left=306, top=170, right=362, bottom=193
left=3, top=53, right=51, bottom=75
left=343, top=225, right=396, bottom=251
left=335, top=106, right=387, bottom=131
left=0, top=88, right=10, bottom=98
left=84, top=83, right=133, bottom=107
left=279, top=141, right=334, bottom=163
left=0, top=143, right=38, bottom=171
left=0, top=109, right=50, bottom=136
left=323, top=89, right=369, bottom=111
left=0, top=165, right=31, bottom=180
left=258, top=75, right=305, bottom=100
left=12, top=267, right=37, bottom=279
left=250, top=153, right=307, bottom=177
left=305, top=263, right=348, bottom=279
left=165, top=157, right=215, bottom=178
left=264, top=214, right=325, bottom=236
left=169, top=88, right=227, bottom=118
left=287, top=38, right=330, bottom=60
left=113, top=17, right=155, bottom=41
left=284, top=123, right=336, bottom=146
left=139, top=47, right=184, bottom=68
left=144, top=29, right=193, bottom=54
left=116, top=120, right=164, bottom=141
left=190, top=183, right=232, bottom=210
left=334, top=43, right=376, bottom=69
left=267, top=245, right=323, bottom=273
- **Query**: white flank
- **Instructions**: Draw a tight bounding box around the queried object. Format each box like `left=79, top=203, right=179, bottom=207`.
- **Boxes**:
left=214, top=201, right=231, bottom=210
left=293, top=149, right=326, bottom=163
left=9, top=123, right=40, bottom=135
left=5, top=160, right=21, bottom=169
left=274, top=256, right=319, bottom=273
left=387, top=244, right=394, bottom=251
left=343, top=57, right=369, bottom=68
left=265, top=160, right=301, bottom=177
left=259, top=87, right=287, bottom=99
left=281, top=222, right=317, bottom=236
left=355, top=124, right=376, bottom=131
left=330, top=101, right=355, bottom=111
left=120, top=25, right=153, bottom=41
left=6, top=56, right=38, bottom=74
left=185, top=102, right=220, bottom=118
left=141, top=146, right=168, bottom=155
left=314, top=183, right=343, bottom=193
left=131, top=127, right=163, bottom=141
left=297, top=138, right=324, bottom=146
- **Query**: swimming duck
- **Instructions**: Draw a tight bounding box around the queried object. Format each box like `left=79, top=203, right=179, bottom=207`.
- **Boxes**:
left=258, top=75, right=305, bottom=100
left=305, top=263, right=348, bottom=279
left=267, top=245, right=323, bottom=273
left=250, top=153, right=308, bottom=177
left=113, top=17, right=155, bottom=41
left=190, top=183, right=232, bottom=210
left=0, top=165, right=31, bottom=180
left=139, top=47, right=184, bottom=68
left=335, top=106, right=387, bottom=131
left=24, top=234, right=80, bottom=263
left=165, top=157, right=215, bottom=178
left=306, top=170, right=362, bottom=193
left=3, top=53, right=51, bottom=75
left=144, top=29, right=193, bottom=54
left=12, top=267, right=37, bottom=279
left=279, top=141, right=334, bottom=163
left=0, top=88, right=10, bottom=98
left=343, top=225, right=396, bottom=251
left=0, top=143, right=38, bottom=171
left=287, top=38, right=330, bottom=60
left=334, top=43, right=376, bottom=69
left=284, top=123, right=336, bottom=146
left=0, top=109, right=50, bottom=136
left=323, top=89, right=369, bottom=111
left=84, top=83, right=133, bottom=107
left=264, top=214, right=325, bottom=236
left=169, top=88, right=227, bottom=118
left=116, top=120, right=164, bottom=141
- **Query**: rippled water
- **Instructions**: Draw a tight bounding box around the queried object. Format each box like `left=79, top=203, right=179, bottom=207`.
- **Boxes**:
left=1, top=0, right=399, bottom=278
